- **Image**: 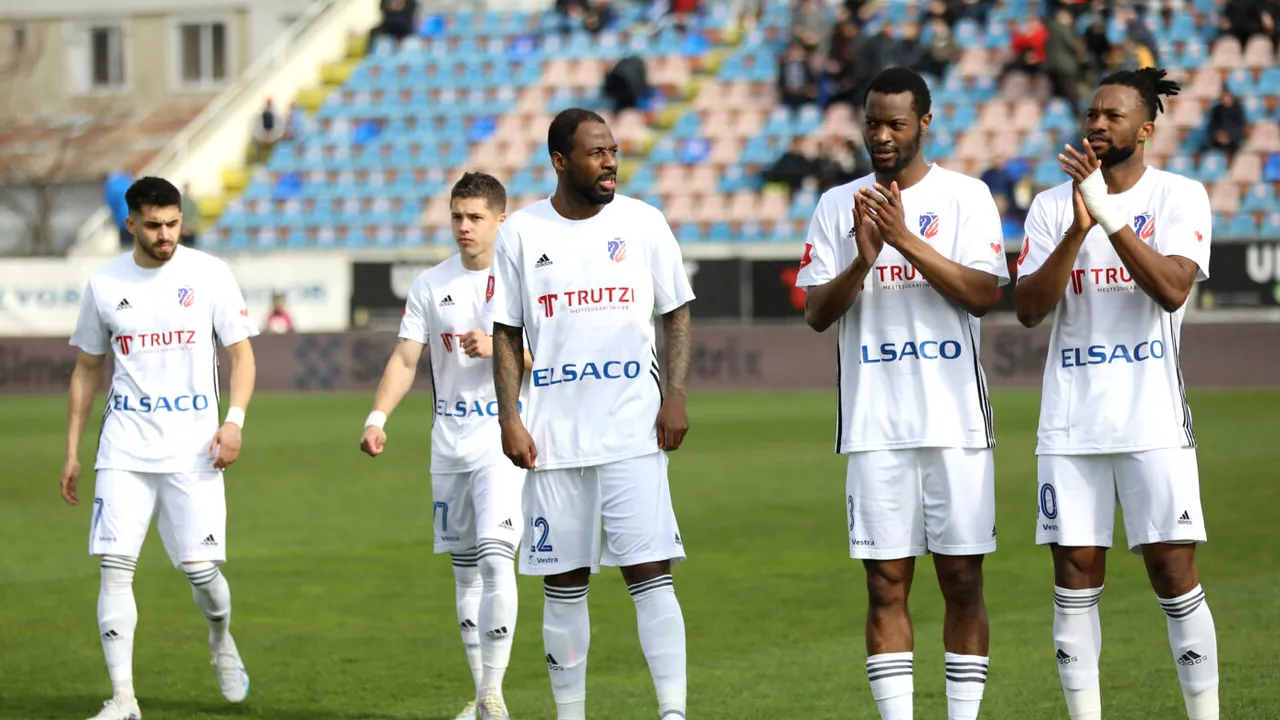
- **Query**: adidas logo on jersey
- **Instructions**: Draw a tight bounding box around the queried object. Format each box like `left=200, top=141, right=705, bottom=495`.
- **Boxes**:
left=499, top=518, right=514, bottom=530
left=201, top=534, right=218, bottom=547
left=1178, top=510, right=1193, bottom=526
left=116, top=298, right=132, bottom=310
left=535, top=254, right=553, bottom=268
left=846, top=226, right=856, bottom=239
left=439, top=295, right=454, bottom=307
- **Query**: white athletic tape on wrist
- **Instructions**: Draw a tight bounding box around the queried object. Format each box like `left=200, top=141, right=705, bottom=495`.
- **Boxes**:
left=365, top=411, right=387, bottom=429
left=224, top=407, right=246, bottom=428
left=1078, top=167, right=1125, bottom=236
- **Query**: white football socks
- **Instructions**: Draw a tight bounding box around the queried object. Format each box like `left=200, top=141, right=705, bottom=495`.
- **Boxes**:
left=629, top=575, right=687, bottom=719
left=1054, top=585, right=1104, bottom=720
left=867, top=652, right=914, bottom=720
left=476, top=540, right=518, bottom=699
left=543, top=583, right=590, bottom=720
left=98, top=555, right=138, bottom=699
left=452, top=552, right=484, bottom=696
left=1160, top=585, right=1220, bottom=720
left=184, top=561, right=232, bottom=648
left=944, top=652, right=989, bottom=720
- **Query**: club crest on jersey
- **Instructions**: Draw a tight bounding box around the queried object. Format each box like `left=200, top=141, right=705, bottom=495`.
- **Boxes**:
left=485, top=275, right=495, bottom=302
left=1133, top=212, right=1156, bottom=240
left=177, top=287, right=195, bottom=307
left=918, top=213, right=940, bottom=239
left=608, top=238, right=627, bottom=263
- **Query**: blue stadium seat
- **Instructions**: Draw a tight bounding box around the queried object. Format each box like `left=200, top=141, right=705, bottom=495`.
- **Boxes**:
left=1225, top=213, right=1259, bottom=239
left=1262, top=213, right=1280, bottom=236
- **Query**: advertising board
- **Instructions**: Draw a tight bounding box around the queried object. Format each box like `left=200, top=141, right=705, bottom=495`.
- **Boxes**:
left=0, top=255, right=351, bottom=336
left=1199, top=243, right=1280, bottom=308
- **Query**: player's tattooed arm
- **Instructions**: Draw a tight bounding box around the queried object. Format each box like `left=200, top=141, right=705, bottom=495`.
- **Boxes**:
left=492, top=322, right=525, bottom=423
left=662, top=304, right=692, bottom=398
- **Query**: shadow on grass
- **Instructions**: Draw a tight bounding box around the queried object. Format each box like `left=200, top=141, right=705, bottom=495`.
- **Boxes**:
left=0, top=695, right=454, bottom=720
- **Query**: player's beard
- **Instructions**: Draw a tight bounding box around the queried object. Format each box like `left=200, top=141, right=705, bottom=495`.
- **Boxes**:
left=139, top=238, right=176, bottom=263
left=572, top=172, right=616, bottom=206
left=1096, top=139, right=1138, bottom=168
left=868, top=133, right=921, bottom=175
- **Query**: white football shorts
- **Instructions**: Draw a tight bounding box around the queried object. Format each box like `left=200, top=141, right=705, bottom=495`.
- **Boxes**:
left=519, top=451, right=686, bottom=576
left=431, top=459, right=527, bottom=554
left=845, top=448, right=997, bottom=560
left=1034, top=447, right=1206, bottom=552
left=89, top=469, right=227, bottom=568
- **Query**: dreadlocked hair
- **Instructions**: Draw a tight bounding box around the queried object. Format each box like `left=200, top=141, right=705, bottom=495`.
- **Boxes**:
left=1098, top=67, right=1181, bottom=121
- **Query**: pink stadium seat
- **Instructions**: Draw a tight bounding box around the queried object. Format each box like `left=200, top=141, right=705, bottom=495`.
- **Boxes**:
left=516, top=88, right=550, bottom=114
left=513, top=194, right=543, bottom=210
left=703, top=109, right=734, bottom=139
left=469, top=142, right=502, bottom=174
left=688, top=165, right=719, bottom=194
left=665, top=194, right=697, bottom=224
left=733, top=109, right=765, bottom=140
left=999, top=72, right=1032, bottom=101
left=568, top=59, right=606, bottom=89
left=543, top=59, right=573, bottom=87
left=1169, top=99, right=1205, bottom=129
left=524, top=114, right=552, bottom=144
left=1209, top=182, right=1240, bottom=215
left=1209, top=37, right=1244, bottom=69
left=694, top=82, right=727, bottom=110
left=728, top=192, right=762, bottom=222
left=1245, top=121, right=1280, bottom=152
left=956, top=49, right=989, bottom=79
left=1243, top=36, right=1275, bottom=69
left=695, top=193, right=727, bottom=223
left=655, top=165, right=688, bottom=196
left=1187, top=70, right=1223, bottom=100
left=1149, top=126, right=1180, bottom=156
left=613, top=109, right=648, bottom=149
left=710, top=138, right=743, bottom=166
left=500, top=141, right=533, bottom=172
left=1229, top=152, right=1263, bottom=184
left=759, top=192, right=788, bottom=222
left=992, top=130, right=1021, bottom=159
left=495, top=113, right=527, bottom=142
left=650, top=56, right=692, bottom=90
left=955, top=131, right=989, bottom=160
left=978, top=101, right=1010, bottom=131
left=1012, top=99, right=1042, bottom=132
left=424, top=195, right=451, bottom=228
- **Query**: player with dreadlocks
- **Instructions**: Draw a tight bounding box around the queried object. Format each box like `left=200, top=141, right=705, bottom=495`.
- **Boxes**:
left=1015, top=67, right=1219, bottom=720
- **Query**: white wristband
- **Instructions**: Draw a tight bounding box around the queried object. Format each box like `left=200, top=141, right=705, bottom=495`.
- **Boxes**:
left=365, top=411, right=387, bottom=429
left=224, top=407, right=246, bottom=428
left=1078, top=167, right=1125, bottom=236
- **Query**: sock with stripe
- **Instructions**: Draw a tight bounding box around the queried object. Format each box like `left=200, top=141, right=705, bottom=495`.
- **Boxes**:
left=629, top=575, right=687, bottom=719
left=1160, top=585, right=1219, bottom=720
left=452, top=551, right=484, bottom=696
left=98, top=555, right=138, bottom=699
left=866, top=652, right=913, bottom=720
left=1054, top=585, right=1103, bottom=720
left=185, top=562, right=233, bottom=650
left=543, top=583, right=590, bottom=720
left=944, top=653, right=988, bottom=720
left=476, top=539, right=518, bottom=699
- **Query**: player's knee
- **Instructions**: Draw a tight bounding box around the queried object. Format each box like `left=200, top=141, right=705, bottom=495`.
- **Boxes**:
left=864, top=561, right=911, bottom=609
left=476, top=540, right=516, bottom=581
left=100, top=555, right=137, bottom=590
left=183, top=560, right=221, bottom=587
left=936, top=558, right=985, bottom=611
left=1143, top=544, right=1199, bottom=597
left=544, top=567, right=591, bottom=589
left=1052, top=545, right=1105, bottom=589
left=620, top=560, right=671, bottom=587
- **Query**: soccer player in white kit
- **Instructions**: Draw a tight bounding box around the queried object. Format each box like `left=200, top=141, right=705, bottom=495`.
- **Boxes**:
left=60, top=177, right=258, bottom=720
left=794, top=68, right=1009, bottom=720
left=485, top=108, right=695, bottom=720
left=360, top=173, right=531, bottom=720
left=1015, top=68, right=1219, bottom=720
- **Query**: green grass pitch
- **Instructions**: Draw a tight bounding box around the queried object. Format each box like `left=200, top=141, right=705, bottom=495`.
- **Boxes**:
left=1, top=390, right=1277, bottom=719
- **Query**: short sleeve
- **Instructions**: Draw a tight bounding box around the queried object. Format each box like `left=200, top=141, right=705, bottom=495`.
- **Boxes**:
left=957, top=185, right=1011, bottom=287
left=1016, top=193, right=1057, bottom=281
left=398, top=274, right=430, bottom=343
left=211, top=263, right=258, bottom=347
left=486, top=224, right=524, bottom=327
left=648, top=213, right=696, bottom=314
left=1155, top=181, right=1212, bottom=282
left=68, top=280, right=109, bottom=355
left=795, top=193, right=840, bottom=289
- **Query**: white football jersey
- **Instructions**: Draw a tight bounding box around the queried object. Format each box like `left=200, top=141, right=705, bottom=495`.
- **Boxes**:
left=399, top=254, right=529, bottom=474
left=485, top=194, right=695, bottom=471
left=795, top=165, right=1011, bottom=453
left=69, top=247, right=258, bottom=473
left=1018, top=167, right=1212, bottom=455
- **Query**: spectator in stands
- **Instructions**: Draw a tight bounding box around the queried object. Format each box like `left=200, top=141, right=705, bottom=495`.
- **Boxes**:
left=1202, top=90, right=1247, bottom=159
left=1218, top=0, right=1277, bottom=46
left=980, top=157, right=1016, bottom=208
left=824, top=12, right=864, bottom=108
left=581, top=0, right=615, bottom=34
left=1044, top=9, right=1084, bottom=114
left=180, top=183, right=200, bottom=248
left=917, top=18, right=961, bottom=77
left=265, top=293, right=295, bottom=334
left=368, top=0, right=418, bottom=49
left=762, top=136, right=819, bottom=198
left=791, top=0, right=829, bottom=53
left=778, top=42, right=819, bottom=110
left=897, top=21, right=928, bottom=72
left=816, top=137, right=871, bottom=190
left=103, top=171, right=133, bottom=249
left=1081, top=14, right=1112, bottom=84
left=1107, top=36, right=1155, bottom=72
left=251, top=98, right=280, bottom=165
left=1004, top=18, right=1048, bottom=82
left=604, top=55, right=650, bottom=112
left=853, top=25, right=901, bottom=93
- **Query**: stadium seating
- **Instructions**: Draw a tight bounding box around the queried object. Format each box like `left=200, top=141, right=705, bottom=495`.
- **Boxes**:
left=204, top=0, right=1280, bottom=252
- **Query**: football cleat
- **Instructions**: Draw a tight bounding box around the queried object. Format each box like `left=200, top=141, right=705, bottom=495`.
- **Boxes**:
left=454, top=700, right=478, bottom=720
left=478, top=691, right=510, bottom=720
left=87, top=695, right=141, bottom=720
left=211, top=638, right=249, bottom=703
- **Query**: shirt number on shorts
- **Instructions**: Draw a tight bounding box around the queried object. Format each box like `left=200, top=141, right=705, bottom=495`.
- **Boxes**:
left=531, top=517, right=554, bottom=552
left=433, top=501, right=449, bottom=531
